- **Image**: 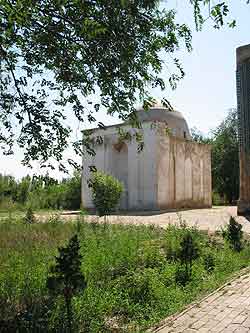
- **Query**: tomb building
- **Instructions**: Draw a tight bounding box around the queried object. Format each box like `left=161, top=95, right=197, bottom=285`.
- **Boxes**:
left=82, top=102, right=212, bottom=210
left=236, top=44, right=250, bottom=215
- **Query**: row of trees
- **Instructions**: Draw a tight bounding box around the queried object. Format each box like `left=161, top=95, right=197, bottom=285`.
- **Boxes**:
left=0, top=169, right=125, bottom=215
left=192, top=108, right=239, bottom=204
left=0, top=172, right=81, bottom=210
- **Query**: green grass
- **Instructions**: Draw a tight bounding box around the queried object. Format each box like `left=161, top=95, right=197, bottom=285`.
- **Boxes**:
left=0, top=208, right=64, bottom=222
left=0, top=216, right=250, bottom=332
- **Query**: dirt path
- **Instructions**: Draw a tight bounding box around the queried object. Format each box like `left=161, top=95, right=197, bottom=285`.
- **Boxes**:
left=58, top=206, right=250, bottom=234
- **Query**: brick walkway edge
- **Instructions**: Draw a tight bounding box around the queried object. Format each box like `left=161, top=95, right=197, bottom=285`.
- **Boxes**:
left=151, top=269, right=250, bottom=333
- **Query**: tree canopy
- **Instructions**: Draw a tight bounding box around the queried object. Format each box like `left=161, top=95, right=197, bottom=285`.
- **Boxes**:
left=211, top=108, right=239, bottom=204
left=0, top=171, right=81, bottom=210
left=0, top=0, right=245, bottom=170
left=191, top=108, right=239, bottom=204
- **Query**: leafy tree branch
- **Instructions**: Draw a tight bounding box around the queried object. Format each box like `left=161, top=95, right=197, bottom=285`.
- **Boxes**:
left=0, top=0, right=247, bottom=169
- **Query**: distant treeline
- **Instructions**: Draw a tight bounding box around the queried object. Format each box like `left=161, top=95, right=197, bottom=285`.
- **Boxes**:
left=0, top=172, right=81, bottom=210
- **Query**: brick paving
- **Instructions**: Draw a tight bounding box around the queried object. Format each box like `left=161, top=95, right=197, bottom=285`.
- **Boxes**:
left=153, top=271, right=250, bottom=333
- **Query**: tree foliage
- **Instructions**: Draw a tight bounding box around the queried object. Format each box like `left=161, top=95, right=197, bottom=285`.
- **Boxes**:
left=0, top=171, right=81, bottom=210
left=222, top=216, right=243, bottom=252
left=211, top=108, right=239, bottom=204
left=190, top=127, right=211, bottom=144
left=0, top=0, right=243, bottom=169
left=191, top=108, right=239, bottom=204
left=90, top=171, right=123, bottom=216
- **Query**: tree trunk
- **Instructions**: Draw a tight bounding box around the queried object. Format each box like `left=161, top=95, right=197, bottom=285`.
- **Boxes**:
left=65, top=295, right=72, bottom=333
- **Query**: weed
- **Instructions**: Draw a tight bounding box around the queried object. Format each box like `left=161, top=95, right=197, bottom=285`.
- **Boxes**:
left=203, top=252, right=215, bottom=273
left=23, top=207, right=36, bottom=224
left=175, top=264, right=190, bottom=286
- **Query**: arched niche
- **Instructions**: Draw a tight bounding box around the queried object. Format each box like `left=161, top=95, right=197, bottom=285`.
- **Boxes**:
left=112, top=142, right=128, bottom=209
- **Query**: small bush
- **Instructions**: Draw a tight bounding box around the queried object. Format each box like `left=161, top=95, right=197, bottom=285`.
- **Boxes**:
left=23, top=207, right=36, bottom=224
left=47, top=234, right=87, bottom=332
left=222, top=216, right=243, bottom=252
left=175, top=264, right=190, bottom=286
left=90, top=171, right=123, bottom=217
left=212, top=191, right=224, bottom=206
left=177, top=230, right=200, bottom=281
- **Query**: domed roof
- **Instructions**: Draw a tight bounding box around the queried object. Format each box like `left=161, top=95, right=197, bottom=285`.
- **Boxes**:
left=136, top=101, right=191, bottom=140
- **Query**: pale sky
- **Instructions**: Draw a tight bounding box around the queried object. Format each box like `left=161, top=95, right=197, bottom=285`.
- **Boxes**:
left=1, top=1, right=250, bottom=179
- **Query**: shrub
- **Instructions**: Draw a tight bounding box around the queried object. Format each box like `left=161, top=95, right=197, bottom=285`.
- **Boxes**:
left=47, top=234, right=87, bottom=332
left=177, top=230, right=200, bottom=282
left=23, top=207, right=36, bottom=224
left=212, top=191, right=224, bottom=205
left=90, top=171, right=123, bottom=217
left=175, top=264, right=190, bottom=286
left=222, top=216, right=243, bottom=252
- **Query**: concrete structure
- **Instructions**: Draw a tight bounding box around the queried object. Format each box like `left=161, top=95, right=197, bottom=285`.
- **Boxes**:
left=82, top=102, right=212, bottom=211
left=236, top=44, right=250, bottom=215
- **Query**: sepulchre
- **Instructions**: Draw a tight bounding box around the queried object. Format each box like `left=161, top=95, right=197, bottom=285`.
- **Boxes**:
left=236, top=44, right=250, bottom=215
left=82, top=102, right=212, bottom=211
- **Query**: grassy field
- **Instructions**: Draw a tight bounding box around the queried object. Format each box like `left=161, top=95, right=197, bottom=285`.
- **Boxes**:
left=0, top=208, right=62, bottom=221
left=0, top=215, right=250, bottom=332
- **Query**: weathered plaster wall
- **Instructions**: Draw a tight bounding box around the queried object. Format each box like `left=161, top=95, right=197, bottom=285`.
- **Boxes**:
left=81, top=122, right=159, bottom=210
left=157, top=124, right=212, bottom=209
left=82, top=121, right=212, bottom=211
